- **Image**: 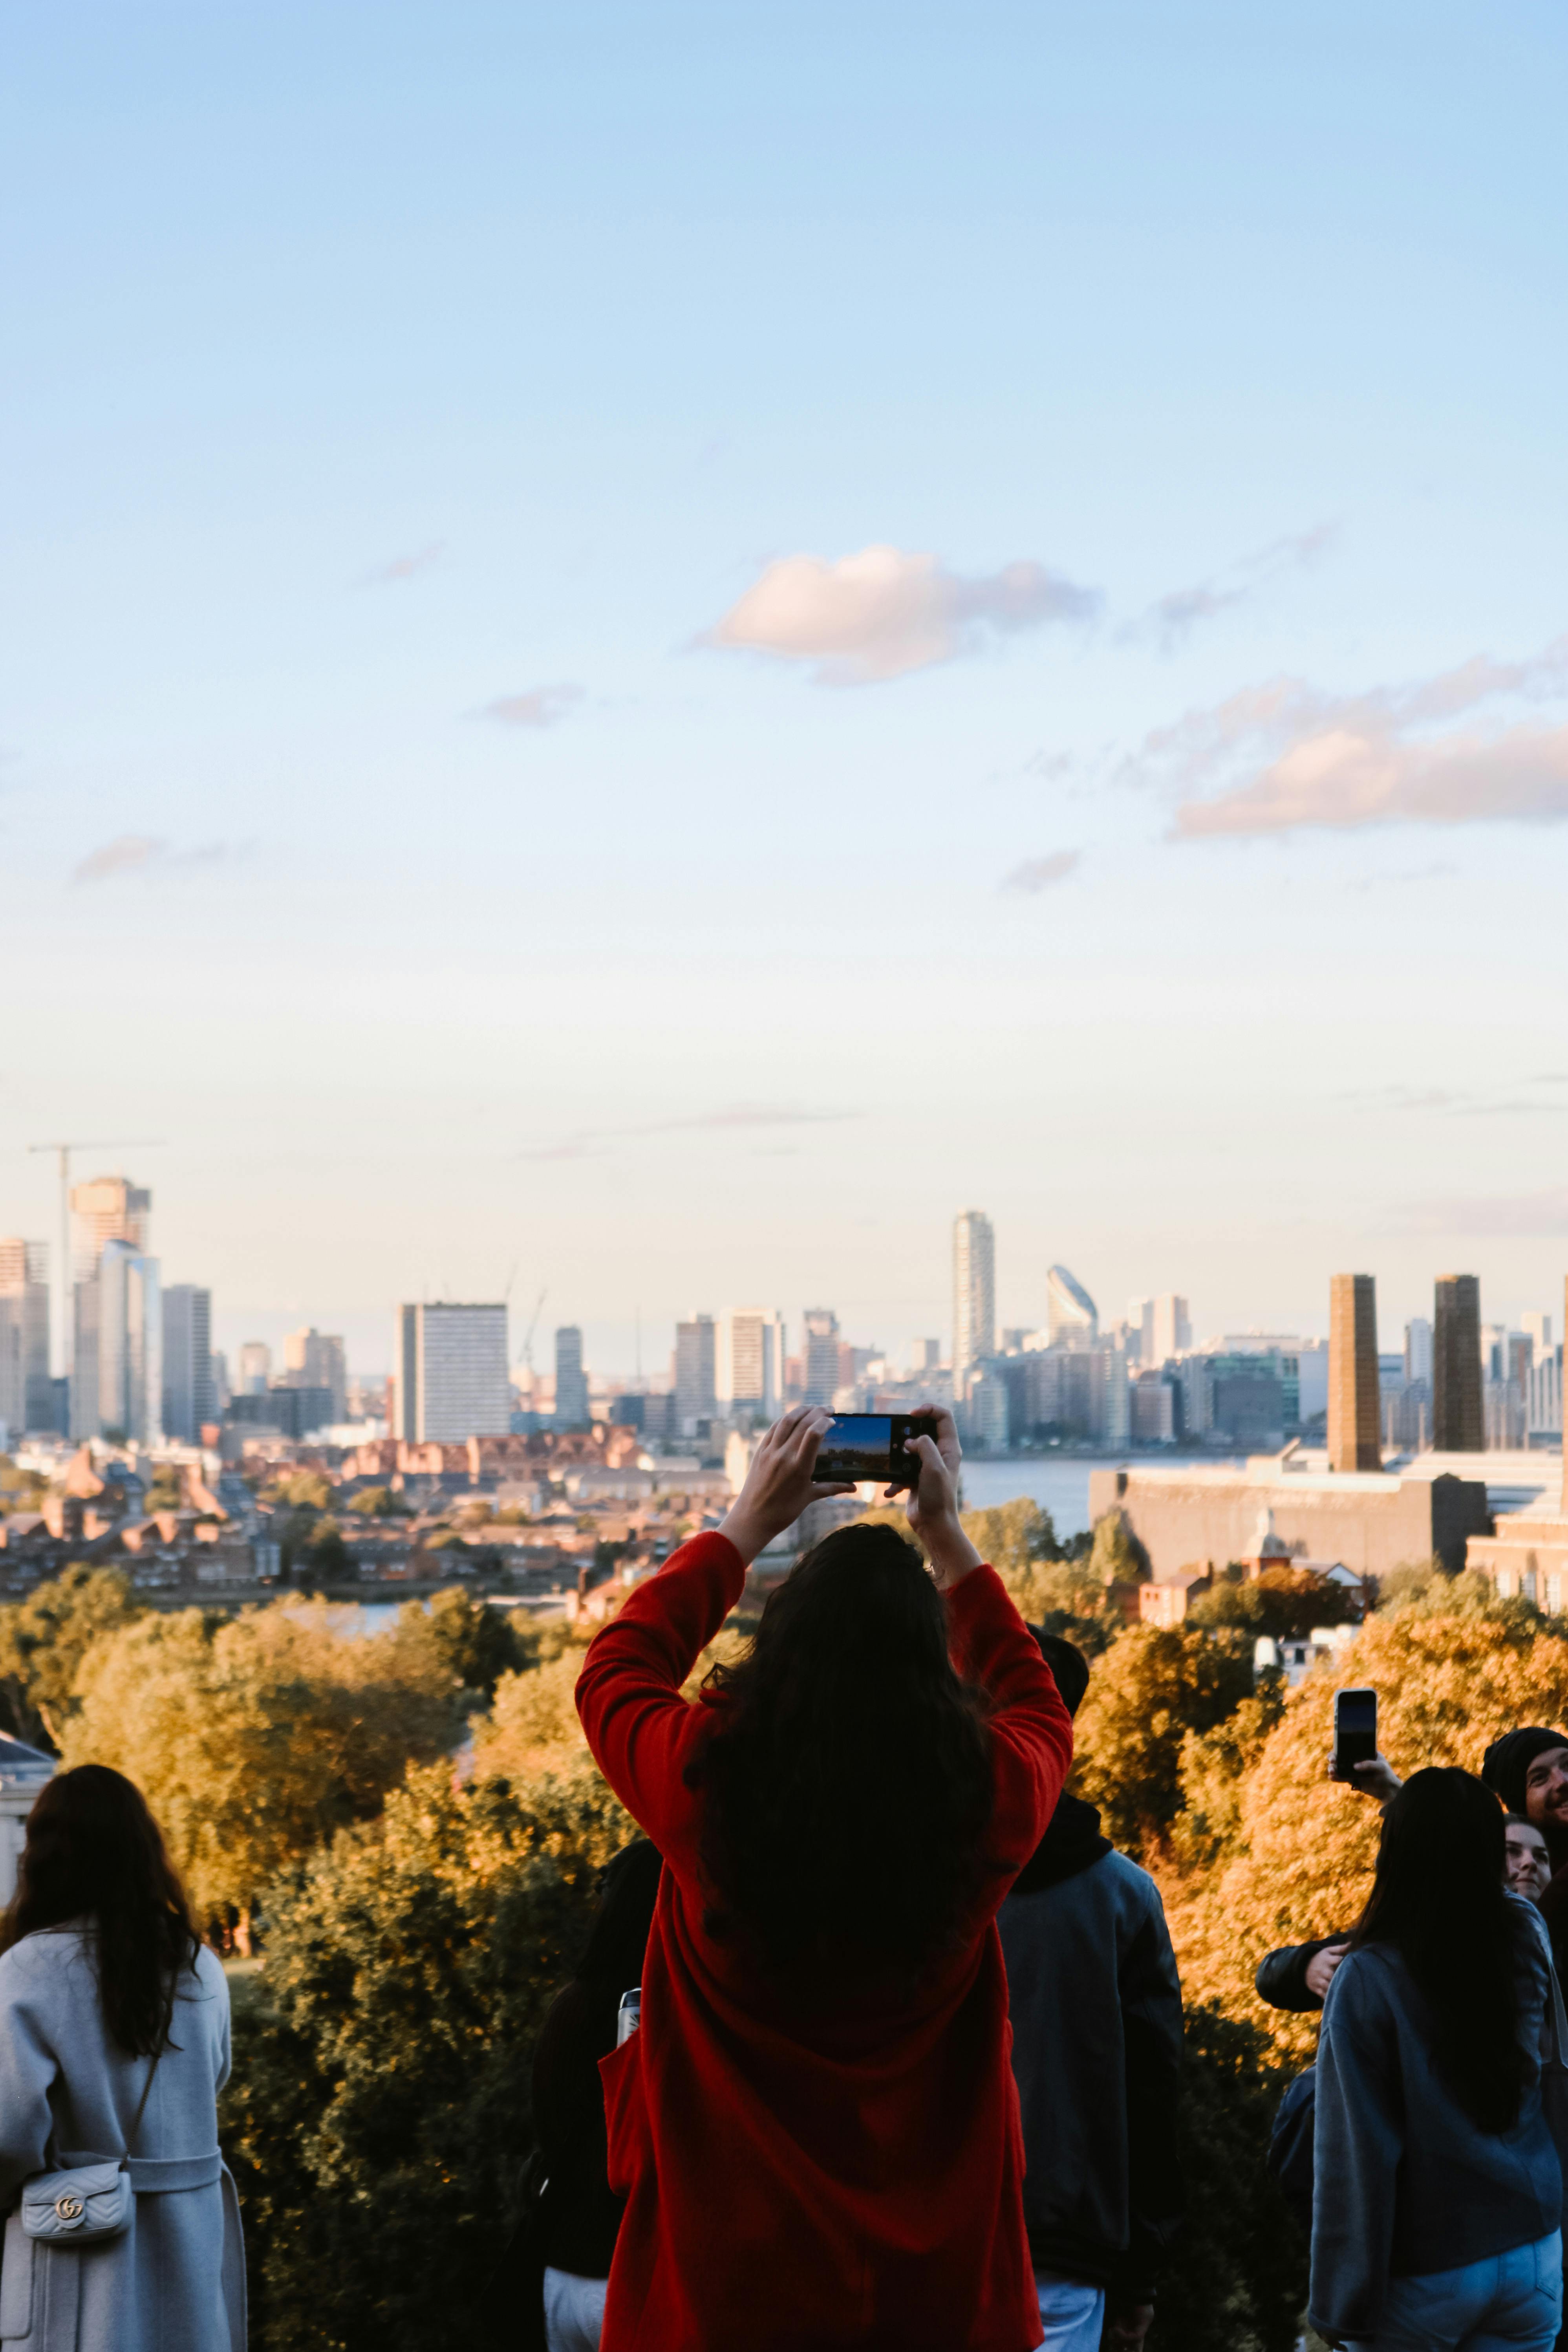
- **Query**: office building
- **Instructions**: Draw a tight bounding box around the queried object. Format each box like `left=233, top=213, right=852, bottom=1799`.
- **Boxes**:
left=1328, top=1274, right=1382, bottom=1473
left=0, top=1241, right=52, bottom=1437
left=94, top=1240, right=162, bottom=1444
left=1152, top=1295, right=1193, bottom=1363
left=1405, top=1317, right=1433, bottom=1387
left=554, top=1326, right=591, bottom=1428
left=952, top=1212, right=996, bottom=1393
left=228, top=1387, right=335, bottom=1441
left=1046, top=1265, right=1098, bottom=1347
left=162, top=1284, right=216, bottom=1442
left=674, top=1315, right=717, bottom=1426
left=395, top=1303, right=510, bottom=1442
left=1131, top=1371, right=1176, bottom=1444
left=721, top=1309, right=785, bottom=1416
left=910, top=1338, right=941, bottom=1375
left=1523, top=1311, right=1554, bottom=1364
left=1126, top=1299, right=1154, bottom=1366
left=237, top=1342, right=272, bottom=1395
left=281, top=1327, right=347, bottom=1423
left=1091, top=1459, right=1491, bottom=1582
left=965, top=1367, right=1010, bottom=1451
left=1433, top=1275, right=1484, bottom=1451
left=801, top=1309, right=841, bottom=1407
left=68, top=1177, right=153, bottom=1440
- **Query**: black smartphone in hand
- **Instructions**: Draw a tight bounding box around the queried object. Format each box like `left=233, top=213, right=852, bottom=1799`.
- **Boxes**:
left=1332, top=1687, right=1377, bottom=1782
left=813, top=1412, right=938, bottom=1490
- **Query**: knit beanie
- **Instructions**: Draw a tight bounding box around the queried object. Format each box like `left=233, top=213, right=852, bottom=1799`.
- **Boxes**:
left=1480, top=1726, right=1568, bottom=1817
left=1028, top=1628, right=1091, bottom=1720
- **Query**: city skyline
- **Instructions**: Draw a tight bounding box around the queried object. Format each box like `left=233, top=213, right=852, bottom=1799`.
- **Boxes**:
left=5, top=5, right=1568, bottom=1367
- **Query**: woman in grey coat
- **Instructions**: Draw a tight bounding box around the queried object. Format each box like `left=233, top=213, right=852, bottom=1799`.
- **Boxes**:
left=1310, top=1768, right=1561, bottom=2352
left=0, top=1764, right=245, bottom=2352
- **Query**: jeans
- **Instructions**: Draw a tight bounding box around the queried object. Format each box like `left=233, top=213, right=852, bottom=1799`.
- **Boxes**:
left=543, top=2266, right=608, bottom=2352
left=1346, top=2229, right=1563, bottom=2352
left=1036, top=2271, right=1106, bottom=2351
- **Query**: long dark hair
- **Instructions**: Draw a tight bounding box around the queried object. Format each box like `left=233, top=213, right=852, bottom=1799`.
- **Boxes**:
left=691, top=1521, right=994, bottom=1990
left=0, top=1766, right=201, bottom=2057
left=1351, top=1767, right=1528, bottom=2132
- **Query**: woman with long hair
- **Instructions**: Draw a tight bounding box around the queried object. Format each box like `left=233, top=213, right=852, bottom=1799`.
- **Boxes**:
left=1310, top=1767, right=1562, bottom=2352
left=0, top=1763, right=244, bottom=2352
left=575, top=1403, right=1073, bottom=2351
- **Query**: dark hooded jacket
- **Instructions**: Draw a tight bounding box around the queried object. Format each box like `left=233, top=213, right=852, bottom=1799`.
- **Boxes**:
left=998, top=1790, right=1186, bottom=2301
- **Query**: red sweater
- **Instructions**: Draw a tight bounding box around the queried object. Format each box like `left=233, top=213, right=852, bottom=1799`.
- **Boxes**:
left=575, top=1530, right=1073, bottom=2352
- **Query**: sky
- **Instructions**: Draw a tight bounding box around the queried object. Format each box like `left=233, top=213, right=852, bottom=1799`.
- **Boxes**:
left=4, top=0, right=1568, bottom=1378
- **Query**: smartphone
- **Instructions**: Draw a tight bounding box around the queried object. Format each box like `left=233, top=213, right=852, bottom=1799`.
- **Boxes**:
left=813, top=1412, right=938, bottom=1489
left=1332, top=1687, right=1378, bottom=1782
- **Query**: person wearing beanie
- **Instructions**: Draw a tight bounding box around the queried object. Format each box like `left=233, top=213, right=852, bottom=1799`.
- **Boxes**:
left=997, top=1632, right=1186, bottom=2352
left=1482, top=1728, right=1568, bottom=1972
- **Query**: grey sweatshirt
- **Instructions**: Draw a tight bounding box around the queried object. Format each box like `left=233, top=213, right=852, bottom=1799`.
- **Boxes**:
left=1309, top=1895, right=1561, bottom=2343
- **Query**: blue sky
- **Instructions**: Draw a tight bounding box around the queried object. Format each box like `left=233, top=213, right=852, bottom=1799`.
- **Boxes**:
left=4, top=0, right=1568, bottom=1375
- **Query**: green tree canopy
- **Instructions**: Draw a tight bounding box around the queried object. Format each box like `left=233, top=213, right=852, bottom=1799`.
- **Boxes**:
left=0, top=1565, right=143, bottom=1749
left=1188, top=1565, right=1362, bottom=1641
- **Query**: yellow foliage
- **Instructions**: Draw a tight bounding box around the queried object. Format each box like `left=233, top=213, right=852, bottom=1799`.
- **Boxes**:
left=1165, top=1608, right=1568, bottom=2058
left=63, top=1598, right=461, bottom=1922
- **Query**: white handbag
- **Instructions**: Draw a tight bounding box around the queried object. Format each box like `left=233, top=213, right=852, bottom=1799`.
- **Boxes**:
left=19, top=2041, right=162, bottom=2244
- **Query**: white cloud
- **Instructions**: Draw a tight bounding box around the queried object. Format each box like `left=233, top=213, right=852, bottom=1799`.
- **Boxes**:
left=706, top=545, right=1100, bottom=685
left=1125, top=635, right=1568, bottom=835
left=1129, top=524, right=1335, bottom=652
left=73, top=835, right=166, bottom=883
left=481, top=683, right=585, bottom=729
left=363, top=541, right=445, bottom=586
left=1001, top=850, right=1080, bottom=893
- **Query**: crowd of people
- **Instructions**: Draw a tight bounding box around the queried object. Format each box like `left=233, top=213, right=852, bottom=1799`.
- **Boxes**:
left=0, top=1398, right=1565, bottom=2351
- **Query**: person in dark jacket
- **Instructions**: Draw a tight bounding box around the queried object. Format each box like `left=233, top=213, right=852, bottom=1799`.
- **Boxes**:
left=1484, top=1727, right=1568, bottom=1964
left=532, top=1838, right=664, bottom=2352
left=998, top=1632, right=1185, bottom=2352
left=1310, top=1768, right=1561, bottom=2351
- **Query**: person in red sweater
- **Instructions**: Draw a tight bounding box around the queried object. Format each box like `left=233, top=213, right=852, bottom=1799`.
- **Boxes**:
left=574, top=1401, right=1073, bottom=2352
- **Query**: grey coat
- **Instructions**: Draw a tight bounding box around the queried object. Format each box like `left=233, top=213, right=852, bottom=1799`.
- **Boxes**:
left=1309, top=1896, right=1560, bottom=2343
left=0, top=1928, right=245, bottom=2352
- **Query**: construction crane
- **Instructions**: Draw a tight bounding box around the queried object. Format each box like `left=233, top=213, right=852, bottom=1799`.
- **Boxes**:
left=25, top=1138, right=165, bottom=1383
left=520, top=1288, right=548, bottom=1376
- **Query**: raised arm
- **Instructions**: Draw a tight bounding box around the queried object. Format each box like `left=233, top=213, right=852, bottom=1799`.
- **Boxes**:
left=575, top=1406, right=854, bottom=1856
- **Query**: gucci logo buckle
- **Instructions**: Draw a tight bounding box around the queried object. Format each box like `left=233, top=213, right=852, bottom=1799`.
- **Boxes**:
left=54, top=2193, right=85, bottom=2224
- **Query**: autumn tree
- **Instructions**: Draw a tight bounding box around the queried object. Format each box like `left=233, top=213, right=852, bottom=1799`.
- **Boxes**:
left=410, top=1587, right=532, bottom=1703
left=1188, top=1565, right=1362, bottom=1641
left=0, top=1565, right=143, bottom=1749
left=1070, top=1623, right=1255, bottom=1859
left=63, top=1598, right=463, bottom=1940
left=1165, top=1605, right=1568, bottom=2059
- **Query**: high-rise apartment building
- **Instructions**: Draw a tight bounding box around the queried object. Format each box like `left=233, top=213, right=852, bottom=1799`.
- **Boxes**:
left=1524, top=1311, right=1554, bottom=1363
left=674, top=1315, right=717, bottom=1425
left=238, top=1342, right=272, bottom=1395
left=952, top=1212, right=996, bottom=1392
left=1328, top=1273, right=1382, bottom=1473
left=1046, top=1266, right=1098, bottom=1347
left=909, top=1339, right=941, bottom=1375
left=162, top=1284, right=216, bottom=1442
left=395, top=1303, right=510, bottom=1441
left=1152, top=1295, right=1192, bottom=1363
left=801, top=1309, right=842, bottom=1407
left=281, top=1327, right=348, bottom=1423
left=1404, top=1316, right=1434, bottom=1387
left=1433, top=1274, right=1484, bottom=1451
left=0, top=1241, right=51, bottom=1438
left=554, top=1326, right=591, bottom=1427
left=721, top=1310, right=784, bottom=1416
left=69, top=1176, right=155, bottom=1440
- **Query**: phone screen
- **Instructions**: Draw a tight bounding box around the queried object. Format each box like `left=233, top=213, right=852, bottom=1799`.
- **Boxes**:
left=1333, top=1687, right=1378, bottom=1778
left=815, top=1415, right=895, bottom=1481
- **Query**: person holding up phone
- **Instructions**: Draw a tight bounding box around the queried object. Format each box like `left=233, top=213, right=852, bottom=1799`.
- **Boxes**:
left=1309, top=1769, right=1561, bottom=2352
left=573, top=1402, right=1073, bottom=2352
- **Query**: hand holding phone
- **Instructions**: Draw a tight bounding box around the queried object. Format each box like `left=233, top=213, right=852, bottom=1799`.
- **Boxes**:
left=1331, top=1687, right=1378, bottom=1784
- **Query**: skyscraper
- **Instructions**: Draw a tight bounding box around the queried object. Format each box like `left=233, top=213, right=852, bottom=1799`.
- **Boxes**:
left=162, top=1284, right=216, bottom=1442
left=96, top=1239, right=162, bottom=1444
left=282, top=1326, right=348, bottom=1422
left=238, top=1341, right=272, bottom=1395
left=1404, top=1316, right=1434, bottom=1387
left=1046, top=1266, right=1098, bottom=1347
left=554, top=1325, right=591, bottom=1427
left=801, top=1309, right=841, bottom=1407
left=1433, top=1274, right=1484, bottom=1451
left=395, top=1303, right=510, bottom=1441
left=674, top=1315, right=717, bottom=1425
left=721, top=1310, right=784, bottom=1416
left=69, top=1176, right=155, bottom=1440
left=1328, top=1273, right=1382, bottom=1473
left=0, top=1241, right=51, bottom=1437
left=952, top=1212, right=996, bottom=1393
left=1151, top=1295, right=1193, bottom=1363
